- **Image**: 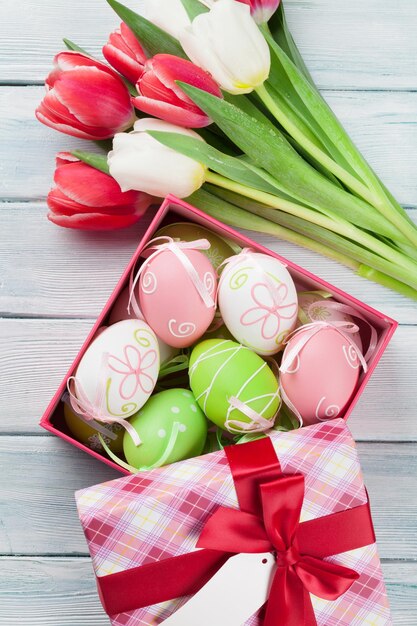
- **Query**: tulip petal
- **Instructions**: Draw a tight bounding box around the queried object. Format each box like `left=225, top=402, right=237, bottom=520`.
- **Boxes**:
left=103, top=23, right=146, bottom=84
left=53, top=51, right=118, bottom=78
left=53, top=67, right=134, bottom=130
left=133, top=117, right=204, bottom=140
left=120, top=22, right=147, bottom=58
left=141, top=0, right=191, bottom=39
left=138, top=69, right=184, bottom=105
left=36, top=93, right=120, bottom=140
left=108, top=133, right=205, bottom=197
left=47, top=188, right=142, bottom=216
left=54, top=160, right=142, bottom=207
left=151, top=54, right=222, bottom=104
left=132, top=95, right=210, bottom=127
left=47, top=208, right=147, bottom=230
left=103, top=43, right=144, bottom=84
left=180, top=0, right=270, bottom=94
left=35, top=107, right=107, bottom=140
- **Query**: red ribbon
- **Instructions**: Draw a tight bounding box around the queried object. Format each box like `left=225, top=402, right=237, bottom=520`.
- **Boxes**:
left=97, top=437, right=375, bottom=624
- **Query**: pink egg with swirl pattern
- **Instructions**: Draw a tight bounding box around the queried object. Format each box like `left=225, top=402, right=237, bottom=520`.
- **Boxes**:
left=279, top=324, right=361, bottom=426
left=139, top=242, right=217, bottom=348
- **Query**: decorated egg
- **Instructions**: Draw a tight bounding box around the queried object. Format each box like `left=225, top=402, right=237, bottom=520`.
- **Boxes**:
left=139, top=243, right=217, bottom=348
left=73, top=319, right=159, bottom=421
left=279, top=324, right=361, bottom=426
left=218, top=251, right=298, bottom=355
left=63, top=403, right=124, bottom=454
left=297, top=291, right=362, bottom=350
left=123, top=388, right=207, bottom=469
left=154, top=222, right=239, bottom=269
left=189, top=339, right=280, bottom=433
left=108, top=287, right=179, bottom=365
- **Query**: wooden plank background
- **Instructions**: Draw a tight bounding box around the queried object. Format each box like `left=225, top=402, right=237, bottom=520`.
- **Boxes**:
left=0, top=0, right=416, bottom=623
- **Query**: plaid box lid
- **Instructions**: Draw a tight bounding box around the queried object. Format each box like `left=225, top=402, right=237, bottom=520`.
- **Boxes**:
left=76, top=419, right=392, bottom=626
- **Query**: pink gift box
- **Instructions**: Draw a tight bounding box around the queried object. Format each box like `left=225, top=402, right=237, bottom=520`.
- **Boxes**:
left=40, top=195, right=398, bottom=473
left=75, top=419, right=392, bottom=625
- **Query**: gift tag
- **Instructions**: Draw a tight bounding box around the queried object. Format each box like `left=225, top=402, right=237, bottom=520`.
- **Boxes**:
left=162, top=552, right=275, bottom=625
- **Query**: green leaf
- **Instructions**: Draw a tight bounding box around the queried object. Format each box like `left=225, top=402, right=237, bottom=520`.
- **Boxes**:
left=148, top=130, right=280, bottom=195
left=105, top=0, right=187, bottom=58
left=63, top=37, right=136, bottom=95
left=72, top=150, right=110, bottom=174
left=220, top=190, right=417, bottom=289
left=63, top=38, right=90, bottom=56
left=180, top=0, right=208, bottom=20
left=197, top=127, right=239, bottom=156
left=178, top=83, right=404, bottom=241
left=263, top=27, right=404, bottom=203
left=267, top=4, right=314, bottom=85
left=199, top=186, right=417, bottom=299
left=189, top=188, right=300, bottom=242
left=263, top=30, right=363, bottom=182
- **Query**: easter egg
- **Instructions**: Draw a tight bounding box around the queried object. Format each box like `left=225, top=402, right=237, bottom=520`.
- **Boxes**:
left=218, top=252, right=298, bottom=355
left=74, top=319, right=159, bottom=421
left=154, top=222, right=239, bottom=269
left=279, top=324, right=361, bottom=426
left=297, top=292, right=362, bottom=350
left=189, top=339, right=280, bottom=433
left=139, top=244, right=217, bottom=348
left=64, top=403, right=124, bottom=454
left=123, top=388, right=207, bottom=469
left=109, top=287, right=179, bottom=365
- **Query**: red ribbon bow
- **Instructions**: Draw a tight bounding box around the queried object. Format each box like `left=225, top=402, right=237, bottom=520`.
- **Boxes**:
left=97, top=437, right=375, bottom=625
left=198, top=450, right=359, bottom=626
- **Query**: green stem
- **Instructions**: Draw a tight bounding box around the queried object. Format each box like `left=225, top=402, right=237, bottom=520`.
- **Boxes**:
left=255, top=83, right=378, bottom=207
left=357, top=265, right=417, bottom=300
left=247, top=202, right=417, bottom=290
left=192, top=188, right=417, bottom=300
left=205, top=171, right=417, bottom=277
left=191, top=188, right=358, bottom=268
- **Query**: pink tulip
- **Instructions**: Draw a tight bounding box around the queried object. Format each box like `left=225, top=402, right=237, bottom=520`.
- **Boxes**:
left=47, top=153, right=152, bottom=230
left=36, top=52, right=136, bottom=140
left=103, top=23, right=147, bottom=84
left=237, top=0, right=280, bottom=23
left=132, top=54, right=223, bottom=128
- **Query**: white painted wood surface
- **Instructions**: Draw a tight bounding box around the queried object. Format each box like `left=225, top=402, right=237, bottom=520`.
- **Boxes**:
left=0, top=0, right=416, bottom=624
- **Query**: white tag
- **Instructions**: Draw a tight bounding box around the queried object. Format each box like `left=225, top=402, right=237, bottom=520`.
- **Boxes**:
left=162, top=552, right=275, bottom=626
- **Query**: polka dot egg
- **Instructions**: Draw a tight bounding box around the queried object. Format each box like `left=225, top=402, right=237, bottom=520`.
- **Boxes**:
left=123, top=389, right=207, bottom=469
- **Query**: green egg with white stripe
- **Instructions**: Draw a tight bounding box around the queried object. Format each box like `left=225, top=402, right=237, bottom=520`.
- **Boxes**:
left=189, top=339, right=280, bottom=434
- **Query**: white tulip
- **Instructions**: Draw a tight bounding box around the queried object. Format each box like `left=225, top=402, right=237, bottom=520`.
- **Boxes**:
left=141, top=0, right=191, bottom=39
left=108, top=118, right=206, bottom=199
left=179, top=0, right=271, bottom=95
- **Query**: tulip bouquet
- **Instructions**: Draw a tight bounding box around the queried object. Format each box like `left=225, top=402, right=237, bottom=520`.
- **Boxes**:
left=36, top=0, right=417, bottom=299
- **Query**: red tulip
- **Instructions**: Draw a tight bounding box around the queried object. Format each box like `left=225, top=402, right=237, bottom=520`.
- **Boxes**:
left=103, top=23, right=147, bottom=85
left=36, top=52, right=136, bottom=140
left=132, top=54, right=223, bottom=128
left=237, top=0, right=280, bottom=23
left=47, top=153, right=152, bottom=230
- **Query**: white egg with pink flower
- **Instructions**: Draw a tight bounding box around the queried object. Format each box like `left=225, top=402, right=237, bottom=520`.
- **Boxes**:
left=73, top=319, right=160, bottom=421
left=218, top=251, right=298, bottom=355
